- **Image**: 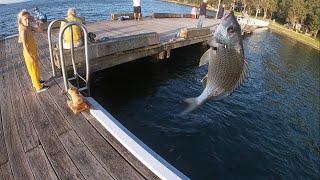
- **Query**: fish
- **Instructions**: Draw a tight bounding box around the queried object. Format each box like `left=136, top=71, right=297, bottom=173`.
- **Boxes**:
left=182, top=11, right=248, bottom=114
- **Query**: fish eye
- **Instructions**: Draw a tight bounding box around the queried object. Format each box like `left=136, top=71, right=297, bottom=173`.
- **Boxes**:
left=227, top=26, right=235, bottom=33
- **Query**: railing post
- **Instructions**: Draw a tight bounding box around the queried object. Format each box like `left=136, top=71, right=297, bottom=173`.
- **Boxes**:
left=58, top=22, right=90, bottom=95
left=48, top=19, right=67, bottom=77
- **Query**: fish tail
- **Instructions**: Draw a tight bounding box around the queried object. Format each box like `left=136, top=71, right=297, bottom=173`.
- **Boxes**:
left=181, top=97, right=199, bottom=115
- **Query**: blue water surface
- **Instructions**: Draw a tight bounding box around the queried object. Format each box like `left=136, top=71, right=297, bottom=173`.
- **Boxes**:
left=92, top=30, right=320, bottom=179
left=0, top=0, right=193, bottom=38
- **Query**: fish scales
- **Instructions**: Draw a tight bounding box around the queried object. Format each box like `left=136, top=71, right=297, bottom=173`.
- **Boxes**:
left=182, top=11, right=247, bottom=114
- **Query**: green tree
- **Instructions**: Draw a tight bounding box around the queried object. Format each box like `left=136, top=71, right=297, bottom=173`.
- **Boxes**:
left=306, top=1, right=320, bottom=38
left=260, top=0, right=277, bottom=19
left=287, top=0, right=303, bottom=26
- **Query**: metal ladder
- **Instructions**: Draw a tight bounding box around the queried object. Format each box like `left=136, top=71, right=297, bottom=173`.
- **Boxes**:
left=48, top=19, right=67, bottom=77
left=47, top=20, right=91, bottom=96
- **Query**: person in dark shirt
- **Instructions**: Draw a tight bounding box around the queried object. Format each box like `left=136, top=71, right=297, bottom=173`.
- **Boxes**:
left=196, top=0, right=207, bottom=28
left=34, top=7, right=47, bottom=23
left=217, top=1, right=225, bottom=19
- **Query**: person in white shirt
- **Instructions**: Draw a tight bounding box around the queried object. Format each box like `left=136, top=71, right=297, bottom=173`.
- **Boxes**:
left=133, top=0, right=141, bottom=20
left=191, top=7, right=198, bottom=19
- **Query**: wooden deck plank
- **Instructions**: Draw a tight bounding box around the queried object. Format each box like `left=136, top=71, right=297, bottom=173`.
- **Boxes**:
left=7, top=42, right=40, bottom=153
left=36, top=34, right=147, bottom=180
left=0, top=162, right=14, bottom=180
left=87, top=117, right=160, bottom=180
left=14, top=50, right=85, bottom=180
left=1, top=38, right=35, bottom=180
left=7, top=38, right=59, bottom=180
left=25, top=146, right=58, bottom=180
left=59, top=131, right=114, bottom=180
left=16, top=50, right=114, bottom=180
left=0, top=18, right=212, bottom=180
left=0, top=93, right=9, bottom=166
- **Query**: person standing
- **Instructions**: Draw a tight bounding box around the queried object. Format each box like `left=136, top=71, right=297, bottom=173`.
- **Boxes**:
left=17, top=9, right=48, bottom=93
left=217, top=1, right=225, bottom=20
left=191, top=7, right=198, bottom=19
left=133, top=0, right=141, bottom=21
left=196, top=0, right=207, bottom=28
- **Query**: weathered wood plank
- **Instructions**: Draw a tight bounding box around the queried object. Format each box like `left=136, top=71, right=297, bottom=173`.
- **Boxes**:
left=54, top=32, right=160, bottom=69
left=0, top=97, right=9, bottom=166
left=1, top=39, right=35, bottom=180
left=0, top=162, right=14, bottom=180
left=16, top=58, right=84, bottom=180
left=37, top=42, right=146, bottom=180
left=9, top=57, right=40, bottom=152
left=179, top=27, right=211, bottom=38
left=7, top=39, right=59, bottom=180
left=59, top=131, right=113, bottom=180
left=17, top=45, right=115, bottom=179
left=87, top=117, right=160, bottom=180
left=30, top=73, right=113, bottom=179
left=25, top=146, right=58, bottom=180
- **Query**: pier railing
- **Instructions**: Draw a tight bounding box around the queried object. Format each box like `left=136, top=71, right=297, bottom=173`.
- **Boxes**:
left=48, top=19, right=67, bottom=77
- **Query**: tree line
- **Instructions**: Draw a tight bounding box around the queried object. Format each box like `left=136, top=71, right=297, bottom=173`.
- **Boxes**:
left=174, top=0, right=320, bottom=38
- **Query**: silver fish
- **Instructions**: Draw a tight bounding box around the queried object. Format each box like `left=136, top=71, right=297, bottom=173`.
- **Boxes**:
left=182, top=11, right=248, bottom=114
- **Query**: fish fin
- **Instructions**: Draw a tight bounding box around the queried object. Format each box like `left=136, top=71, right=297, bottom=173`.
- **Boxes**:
left=199, top=48, right=214, bottom=67
left=181, top=97, right=199, bottom=115
left=201, top=74, right=208, bottom=88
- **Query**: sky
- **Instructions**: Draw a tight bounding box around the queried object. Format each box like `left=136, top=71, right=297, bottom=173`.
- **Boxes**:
left=0, top=0, right=30, bottom=4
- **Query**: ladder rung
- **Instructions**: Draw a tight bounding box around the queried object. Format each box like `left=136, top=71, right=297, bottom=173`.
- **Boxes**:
left=68, top=75, right=87, bottom=82
left=68, top=76, right=77, bottom=81
left=78, top=75, right=86, bottom=82
left=78, top=87, right=88, bottom=92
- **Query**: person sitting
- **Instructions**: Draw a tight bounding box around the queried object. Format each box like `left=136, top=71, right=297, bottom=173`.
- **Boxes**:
left=60, top=8, right=84, bottom=49
left=34, top=7, right=47, bottom=23
left=191, top=7, right=198, bottom=19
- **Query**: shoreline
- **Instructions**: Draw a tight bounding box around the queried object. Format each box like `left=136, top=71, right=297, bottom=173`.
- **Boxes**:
left=161, top=0, right=320, bottom=51
left=160, top=0, right=218, bottom=12
left=268, top=23, right=320, bottom=51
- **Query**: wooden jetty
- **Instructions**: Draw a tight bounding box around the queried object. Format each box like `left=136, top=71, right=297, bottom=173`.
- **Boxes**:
left=52, top=17, right=218, bottom=73
left=0, top=16, right=218, bottom=180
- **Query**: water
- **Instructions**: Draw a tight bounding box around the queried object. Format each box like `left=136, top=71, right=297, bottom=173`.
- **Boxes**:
left=92, top=30, right=320, bottom=179
left=0, top=0, right=195, bottom=39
